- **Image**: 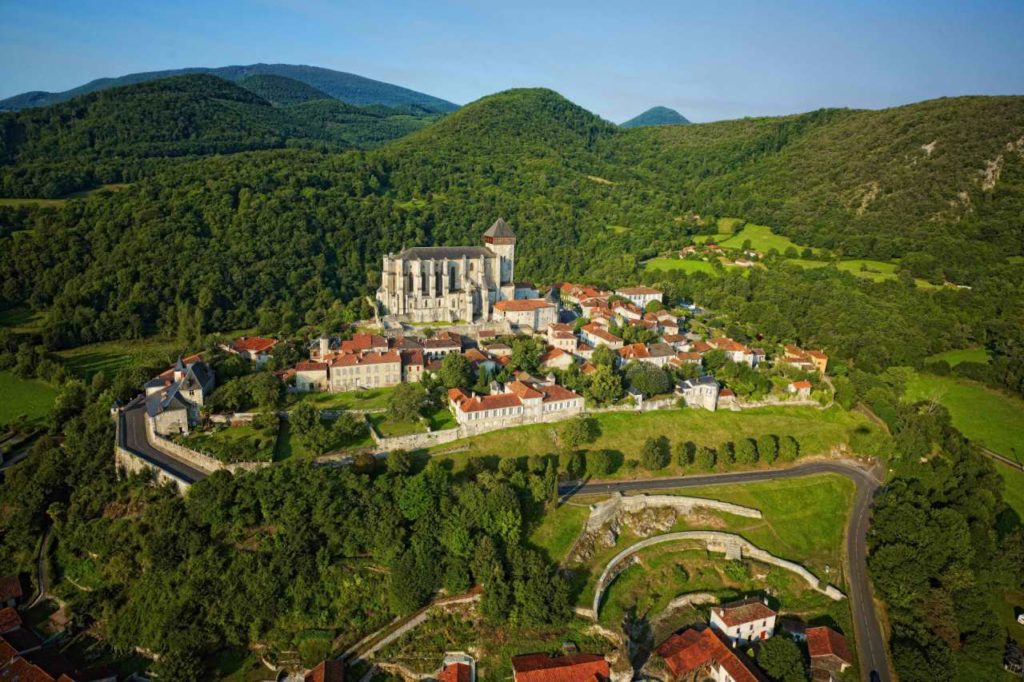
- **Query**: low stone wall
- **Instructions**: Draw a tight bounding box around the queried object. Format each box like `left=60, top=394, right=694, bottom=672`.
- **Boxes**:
left=373, top=427, right=464, bottom=451
left=145, top=416, right=271, bottom=475
left=584, top=493, right=762, bottom=534
left=114, top=415, right=191, bottom=493
left=735, top=396, right=824, bottom=410
left=591, top=531, right=844, bottom=617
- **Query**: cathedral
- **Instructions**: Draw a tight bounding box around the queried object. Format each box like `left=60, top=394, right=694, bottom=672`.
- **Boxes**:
left=376, top=218, right=517, bottom=323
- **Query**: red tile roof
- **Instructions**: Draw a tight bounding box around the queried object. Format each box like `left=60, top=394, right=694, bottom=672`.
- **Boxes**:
left=464, top=349, right=490, bottom=363
left=295, top=361, right=328, bottom=372
left=438, top=662, right=472, bottom=682
left=511, top=653, right=608, bottom=682
left=230, top=336, right=278, bottom=354
left=711, top=598, right=777, bottom=627
left=507, top=381, right=544, bottom=400
left=0, top=609, right=20, bottom=634
left=458, top=393, right=522, bottom=414
left=548, top=323, right=574, bottom=333
left=536, top=383, right=582, bottom=403
left=0, top=577, right=21, bottom=604
left=806, top=626, right=852, bottom=664
left=616, top=286, right=661, bottom=295
left=305, top=660, right=345, bottom=682
left=494, top=299, right=554, bottom=312
left=691, top=341, right=712, bottom=353
left=581, top=324, right=621, bottom=345
left=790, top=380, right=812, bottom=390
left=657, top=628, right=758, bottom=682
left=341, top=333, right=388, bottom=354
left=618, top=343, right=650, bottom=360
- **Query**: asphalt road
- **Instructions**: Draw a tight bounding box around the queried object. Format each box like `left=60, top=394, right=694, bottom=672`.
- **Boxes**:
left=559, top=460, right=892, bottom=682
left=121, top=400, right=207, bottom=484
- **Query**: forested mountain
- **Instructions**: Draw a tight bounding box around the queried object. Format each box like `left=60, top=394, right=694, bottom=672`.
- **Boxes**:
left=620, top=105, right=690, bottom=127
left=237, top=74, right=333, bottom=105
left=0, top=87, right=1022, bottom=386
left=0, top=74, right=441, bottom=196
left=0, top=62, right=459, bottom=112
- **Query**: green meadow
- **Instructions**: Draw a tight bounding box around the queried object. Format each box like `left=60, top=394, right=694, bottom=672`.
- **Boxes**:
left=719, top=223, right=815, bottom=254
left=926, top=347, right=990, bottom=367
left=904, top=373, right=1024, bottom=461
left=643, top=258, right=718, bottom=275
left=0, top=370, right=58, bottom=426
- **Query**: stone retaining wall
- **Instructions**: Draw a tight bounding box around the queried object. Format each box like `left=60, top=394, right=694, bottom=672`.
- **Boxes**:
left=591, top=531, right=844, bottom=617
left=145, top=416, right=271, bottom=475
left=114, top=415, right=191, bottom=494
left=584, top=493, right=762, bottom=534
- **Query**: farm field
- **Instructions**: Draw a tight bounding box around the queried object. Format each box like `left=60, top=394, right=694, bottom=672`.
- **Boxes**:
left=0, top=370, right=58, bottom=426
left=56, top=337, right=184, bottom=379
left=431, top=406, right=884, bottom=478
left=926, top=347, right=990, bottom=367
left=718, top=223, right=818, bottom=254
left=643, top=257, right=718, bottom=275
left=904, top=373, right=1024, bottom=461
left=785, top=258, right=938, bottom=288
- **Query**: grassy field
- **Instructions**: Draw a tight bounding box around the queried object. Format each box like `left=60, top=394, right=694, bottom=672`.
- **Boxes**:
left=904, top=373, right=1024, bottom=462
left=719, top=223, right=817, bottom=254
left=0, top=305, right=46, bottom=333
left=431, top=406, right=882, bottom=478
left=785, top=258, right=939, bottom=289
left=926, top=347, right=990, bottom=367
left=55, top=337, right=184, bottom=379
left=997, top=467, right=1024, bottom=518
left=290, top=386, right=397, bottom=411
left=643, top=258, right=718, bottom=275
left=182, top=424, right=277, bottom=462
left=370, top=414, right=427, bottom=437
left=528, top=503, right=591, bottom=562
left=274, top=419, right=376, bottom=461
left=0, top=370, right=59, bottom=426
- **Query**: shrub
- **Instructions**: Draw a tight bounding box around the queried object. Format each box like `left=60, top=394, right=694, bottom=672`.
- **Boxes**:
left=640, top=436, right=671, bottom=470
left=734, top=438, right=758, bottom=465
left=675, top=440, right=696, bottom=466
left=757, top=435, right=778, bottom=464
left=779, top=435, right=800, bottom=461
left=696, top=446, right=716, bottom=469
left=586, top=449, right=616, bottom=477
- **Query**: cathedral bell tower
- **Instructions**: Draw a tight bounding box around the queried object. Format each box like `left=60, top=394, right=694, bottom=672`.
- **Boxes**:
left=482, top=217, right=516, bottom=286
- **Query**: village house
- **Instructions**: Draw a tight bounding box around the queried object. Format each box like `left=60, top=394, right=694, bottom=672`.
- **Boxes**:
left=718, top=387, right=737, bottom=409
left=422, top=332, right=463, bottom=360
left=341, top=333, right=389, bottom=355
left=224, top=336, right=278, bottom=366
left=376, top=218, right=518, bottom=323
left=493, top=299, right=558, bottom=331
left=547, top=323, right=579, bottom=353
left=656, top=627, right=759, bottom=682
left=511, top=653, right=609, bottom=682
left=438, top=653, right=476, bottom=682
left=663, top=334, right=689, bottom=351
left=305, top=660, right=345, bottom=682
left=482, top=341, right=513, bottom=357
left=329, top=350, right=402, bottom=391
left=615, top=285, right=663, bottom=309
left=294, top=361, right=330, bottom=392
left=448, top=379, right=584, bottom=430
left=710, top=598, right=778, bottom=645
left=400, top=349, right=426, bottom=383
left=611, top=300, right=644, bottom=323
left=787, top=380, right=812, bottom=398
left=539, top=347, right=575, bottom=370
left=806, top=627, right=852, bottom=681
left=580, top=323, right=623, bottom=350
left=708, top=337, right=760, bottom=367
left=579, top=297, right=611, bottom=319
left=781, top=345, right=829, bottom=374
left=670, top=351, right=703, bottom=369
left=677, top=376, right=719, bottom=411
left=559, top=283, right=609, bottom=306
left=144, top=355, right=215, bottom=436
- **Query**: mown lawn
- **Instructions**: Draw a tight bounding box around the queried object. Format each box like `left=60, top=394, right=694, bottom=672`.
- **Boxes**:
left=0, top=370, right=58, bottom=426
left=643, top=258, right=718, bottom=275
left=290, top=386, right=397, bottom=411
left=431, top=406, right=882, bottom=478
left=528, top=503, right=590, bottom=563
left=370, top=414, right=427, bottom=437
left=926, top=347, right=990, bottom=367
left=904, top=373, right=1024, bottom=461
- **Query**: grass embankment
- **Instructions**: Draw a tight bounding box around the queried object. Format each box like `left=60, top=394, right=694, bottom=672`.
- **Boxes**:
left=904, top=373, right=1024, bottom=462
left=432, top=406, right=882, bottom=478
left=0, top=370, right=58, bottom=426
left=643, top=258, right=718, bottom=275
left=289, top=386, right=397, bottom=411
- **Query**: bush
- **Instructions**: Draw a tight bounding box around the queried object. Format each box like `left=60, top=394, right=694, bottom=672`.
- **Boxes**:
left=718, top=441, right=735, bottom=464
left=778, top=435, right=800, bottom=461
left=757, top=435, right=778, bottom=464
left=640, top=436, right=671, bottom=470
left=734, top=438, right=758, bottom=465
left=586, top=449, right=616, bottom=477
left=696, top=446, right=716, bottom=469
left=675, top=440, right=696, bottom=466
left=561, top=450, right=585, bottom=478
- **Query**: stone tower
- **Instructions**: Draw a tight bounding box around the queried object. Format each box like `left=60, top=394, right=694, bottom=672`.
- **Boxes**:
left=482, top=217, right=516, bottom=286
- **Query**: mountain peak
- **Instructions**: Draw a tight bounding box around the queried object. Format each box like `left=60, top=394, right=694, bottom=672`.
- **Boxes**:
left=620, top=106, right=690, bottom=128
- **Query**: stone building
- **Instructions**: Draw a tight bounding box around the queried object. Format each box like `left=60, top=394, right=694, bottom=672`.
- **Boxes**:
left=376, top=218, right=517, bottom=323
left=493, top=299, right=558, bottom=331
left=676, top=376, right=720, bottom=411
left=144, top=355, right=215, bottom=436
left=329, top=350, right=402, bottom=392
left=709, top=597, right=777, bottom=645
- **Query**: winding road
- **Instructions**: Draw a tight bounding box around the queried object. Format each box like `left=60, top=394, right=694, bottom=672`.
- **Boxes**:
left=558, top=460, right=892, bottom=682
left=120, top=398, right=208, bottom=484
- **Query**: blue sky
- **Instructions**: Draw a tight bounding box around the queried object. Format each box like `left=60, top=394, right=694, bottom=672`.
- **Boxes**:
left=1, top=0, right=1022, bottom=122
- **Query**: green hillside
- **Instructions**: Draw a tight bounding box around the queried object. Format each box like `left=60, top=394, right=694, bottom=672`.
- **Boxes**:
left=237, top=74, right=332, bottom=105
left=0, top=74, right=440, bottom=196
left=0, top=62, right=459, bottom=112
left=620, top=105, right=690, bottom=128
left=0, top=87, right=1021, bottom=392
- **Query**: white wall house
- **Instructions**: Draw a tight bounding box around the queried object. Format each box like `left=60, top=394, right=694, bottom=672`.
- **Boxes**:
left=710, top=598, right=778, bottom=646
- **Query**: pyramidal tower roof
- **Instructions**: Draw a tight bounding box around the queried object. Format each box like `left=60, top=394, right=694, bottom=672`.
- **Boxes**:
left=483, top=217, right=515, bottom=239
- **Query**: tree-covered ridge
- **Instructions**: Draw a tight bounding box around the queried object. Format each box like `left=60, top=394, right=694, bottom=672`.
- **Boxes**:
left=620, top=105, right=690, bottom=128
left=237, top=74, right=333, bottom=105
left=0, top=62, right=460, bottom=112
left=0, top=74, right=441, bottom=197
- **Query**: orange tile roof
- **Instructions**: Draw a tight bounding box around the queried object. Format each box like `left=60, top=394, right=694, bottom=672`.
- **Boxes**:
left=230, top=336, right=278, bottom=353
left=657, top=628, right=758, bottom=682
left=536, top=383, right=582, bottom=403
left=618, top=343, right=650, bottom=360
left=548, top=323, right=574, bottom=333
left=438, top=662, right=472, bottom=682
left=305, top=660, right=345, bottom=682
left=295, top=361, right=328, bottom=372
left=464, top=349, right=490, bottom=363
left=711, top=598, right=777, bottom=627
left=507, top=381, right=544, bottom=400
left=806, top=626, right=852, bottom=664
left=581, top=324, right=621, bottom=345
left=790, top=380, right=812, bottom=389
left=511, top=653, right=608, bottom=682
left=459, top=393, right=522, bottom=413
left=341, top=333, right=388, bottom=353
left=494, top=299, right=554, bottom=312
